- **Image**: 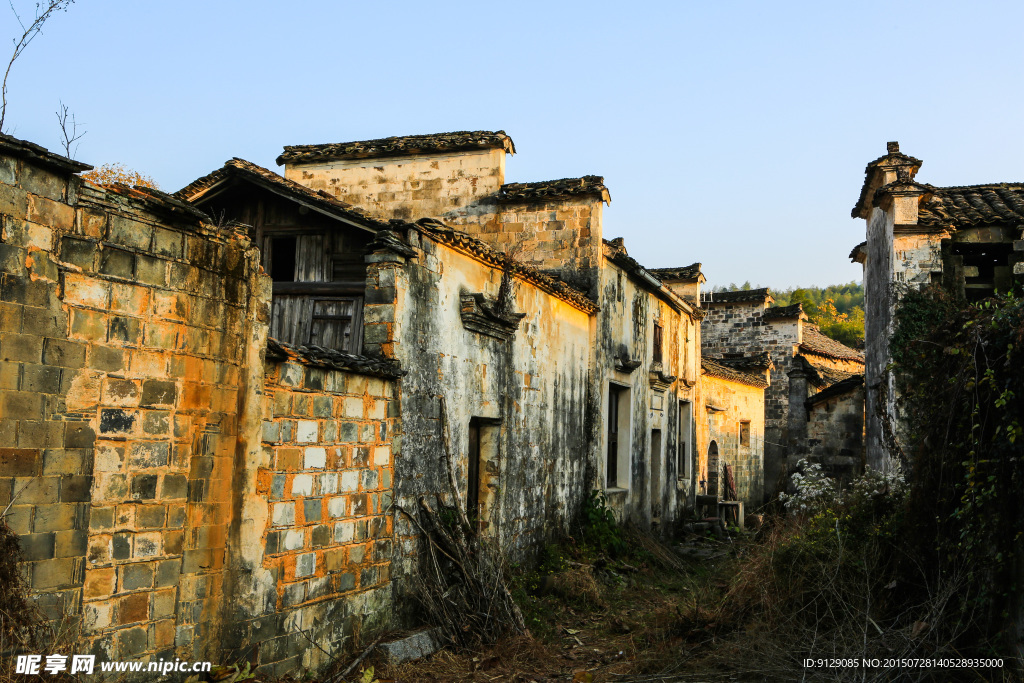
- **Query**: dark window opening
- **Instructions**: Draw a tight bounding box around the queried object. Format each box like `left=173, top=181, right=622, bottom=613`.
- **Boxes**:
left=269, top=236, right=297, bottom=282
left=740, top=421, right=751, bottom=448
left=607, top=385, right=624, bottom=489
left=678, top=401, right=691, bottom=481
left=652, top=323, right=663, bottom=363
left=468, top=419, right=481, bottom=522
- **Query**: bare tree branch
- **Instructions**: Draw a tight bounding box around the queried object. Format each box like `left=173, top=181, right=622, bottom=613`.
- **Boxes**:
left=2, top=0, right=76, bottom=133
left=55, top=99, right=84, bottom=157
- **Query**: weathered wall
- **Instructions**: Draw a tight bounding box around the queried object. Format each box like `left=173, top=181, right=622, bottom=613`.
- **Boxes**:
left=696, top=375, right=765, bottom=509
left=0, top=139, right=397, bottom=677
left=283, top=149, right=506, bottom=222
left=360, top=226, right=594, bottom=613
left=246, top=360, right=395, bottom=676
left=0, top=144, right=266, bottom=664
left=805, top=386, right=865, bottom=480
left=594, top=258, right=701, bottom=528
left=701, top=301, right=799, bottom=497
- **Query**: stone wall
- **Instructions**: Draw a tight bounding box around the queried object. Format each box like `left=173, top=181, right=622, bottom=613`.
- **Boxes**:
left=805, top=385, right=865, bottom=481
left=0, top=137, right=398, bottom=676
left=360, top=225, right=594, bottom=616
left=0, top=146, right=265, bottom=664
left=701, top=300, right=799, bottom=498
left=697, top=375, right=765, bottom=509
left=249, top=360, right=395, bottom=676
left=594, top=257, right=701, bottom=528
left=283, top=149, right=507, bottom=222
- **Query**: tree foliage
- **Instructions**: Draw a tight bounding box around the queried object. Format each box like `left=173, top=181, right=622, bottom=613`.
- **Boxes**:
left=81, top=163, right=159, bottom=190
left=891, top=285, right=1024, bottom=650
left=712, top=281, right=866, bottom=347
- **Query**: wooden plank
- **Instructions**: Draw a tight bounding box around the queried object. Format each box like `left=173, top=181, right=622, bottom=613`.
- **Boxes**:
left=272, top=282, right=364, bottom=295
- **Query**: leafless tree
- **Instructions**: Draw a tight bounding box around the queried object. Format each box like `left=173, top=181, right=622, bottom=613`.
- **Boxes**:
left=1, top=0, right=76, bottom=133
left=55, top=99, right=83, bottom=157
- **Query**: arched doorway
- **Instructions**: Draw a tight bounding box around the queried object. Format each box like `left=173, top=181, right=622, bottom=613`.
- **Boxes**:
left=707, top=440, right=720, bottom=498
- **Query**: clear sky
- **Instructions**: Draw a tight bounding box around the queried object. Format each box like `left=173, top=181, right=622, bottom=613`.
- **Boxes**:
left=5, top=0, right=1024, bottom=289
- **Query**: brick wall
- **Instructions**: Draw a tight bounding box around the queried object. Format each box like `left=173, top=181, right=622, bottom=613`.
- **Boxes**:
left=251, top=360, right=395, bottom=675
left=0, top=138, right=398, bottom=676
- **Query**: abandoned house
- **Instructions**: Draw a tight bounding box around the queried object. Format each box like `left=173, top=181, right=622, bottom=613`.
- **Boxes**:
left=851, top=141, right=1024, bottom=470
left=699, top=288, right=865, bottom=497
left=0, top=130, right=768, bottom=675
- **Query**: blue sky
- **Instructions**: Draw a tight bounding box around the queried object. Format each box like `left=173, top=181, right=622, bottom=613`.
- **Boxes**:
left=4, top=0, right=1024, bottom=289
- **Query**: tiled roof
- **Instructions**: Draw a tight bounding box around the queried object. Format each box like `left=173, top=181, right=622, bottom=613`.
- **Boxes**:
left=763, top=303, right=804, bottom=320
left=276, top=130, right=515, bottom=165
left=176, top=158, right=390, bottom=231
left=851, top=141, right=923, bottom=219
left=800, top=326, right=864, bottom=363
left=804, top=356, right=858, bottom=388
left=647, top=263, right=703, bottom=281
left=103, top=184, right=212, bottom=224
left=701, top=288, right=773, bottom=305
left=499, top=176, right=610, bottom=204
left=849, top=241, right=866, bottom=263
left=266, top=338, right=405, bottom=379
left=917, top=184, right=1024, bottom=229
left=702, top=358, right=768, bottom=389
left=414, top=219, right=599, bottom=314
left=0, top=132, right=93, bottom=174
left=807, top=374, right=864, bottom=406
left=716, top=351, right=774, bottom=374
left=602, top=239, right=694, bottom=315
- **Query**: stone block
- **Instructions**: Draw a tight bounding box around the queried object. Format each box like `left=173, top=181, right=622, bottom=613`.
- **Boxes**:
left=89, top=346, right=124, bottom=372
left=291, top=474, right=313, bottom=497
left=19, top=477, right=60, bottom=506
left=282, top=582, right=305, bottom=607
left=283, top=529, right=304, bottom=551
left=155, top=558, right=180, bottom=587
left=128, top=441, right=169, bottom=468
left=0, top=447, right=40, bottom=476
left=303, top=498, right=322, bottom=523
left=295, top=420, right=318, bottom=443
left=59, top=475, right=93, bottom=502
left=65, top=422, right=96, bottom=448
left=108, top=315, right=141, bottom=345
left=54, top=529, right=87, bottom=557
left=1, top=334, right=42, bottom=363
left=90, top=507, right=114, bottom=531
left=20, top=532, right=55, bottom=560
left=63, top=273, right=109, bottom=309
left=151, top=588, right=176, bottom=619
left=304, top=447, right=326, bottom=469
left=42, top=338, right=86, bottom=368
left=136, top=505, right=166, bottom=528
left=272, top=502, right=294, bottom=526
left=120, top=562, right=154, bottom=591
left=140, top=379, right=176, bottom=407
left=295, top=552, right=315, bottom=578
left=99, top=248, right=135, bottom=279
left=27, top=195, right=74, bottom=231
left=131, top=474, right=158, bottom=500
left=1, top=390, right=43, bottom=420
left=135, top=254, right=167, bottom=286
left=116, top=625, right=149, bottom=657
left=61, top=237, right=96, bottom=270
left=108, top=215, right=151, bottom=251
left=83, top=566, right=116, bottom=599
left=32, top=557, right=81, bottom=590
left=99, top=408, right=136, bottom=435
left=20, top=164, right=65, bottom=201
left=379, top=629, right=440, bottom=665
left=161, top=474, right=187, bottom=500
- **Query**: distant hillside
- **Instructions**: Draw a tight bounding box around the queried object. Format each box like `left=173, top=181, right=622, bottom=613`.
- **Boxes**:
left=711, top=281, right=864, bottom=348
